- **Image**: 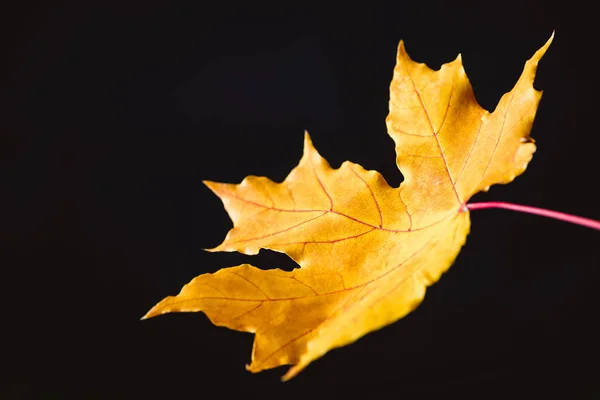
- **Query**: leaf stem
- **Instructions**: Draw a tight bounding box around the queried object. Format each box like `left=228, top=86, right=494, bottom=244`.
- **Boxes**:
left=466, top=201, right=600, bottom=231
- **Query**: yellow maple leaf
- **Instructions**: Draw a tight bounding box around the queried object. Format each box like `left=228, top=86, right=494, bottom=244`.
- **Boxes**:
left=143, top=34, right=553, bottom=380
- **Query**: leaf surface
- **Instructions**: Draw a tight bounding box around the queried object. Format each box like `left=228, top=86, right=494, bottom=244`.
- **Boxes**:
left=144, top=34, right=553, bottom=380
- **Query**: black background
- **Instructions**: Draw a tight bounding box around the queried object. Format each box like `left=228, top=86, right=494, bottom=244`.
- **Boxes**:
left=2, top=1, right=599, bottom=398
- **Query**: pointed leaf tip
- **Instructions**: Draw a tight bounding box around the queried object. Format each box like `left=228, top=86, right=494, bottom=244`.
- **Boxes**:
left=303, top=130, right=311, bottom=143
left=531, top=32, right=554, bottom=63
left=140, top=308, right=156, bottom=320
left=302, top=130, right=315, bottom=154
left=281, top=366, right=300, bottom=382
left=203, top=180, right=216, bottom=192
left=397, top=40, right=408, bottom=58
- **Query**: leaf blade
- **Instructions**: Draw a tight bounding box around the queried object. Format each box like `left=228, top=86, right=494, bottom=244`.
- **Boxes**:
left=145, top=34, right=552, bottom=379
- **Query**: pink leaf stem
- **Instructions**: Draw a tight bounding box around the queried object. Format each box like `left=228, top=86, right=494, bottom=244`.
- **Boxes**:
left=467, top=202, right=600, bottom=231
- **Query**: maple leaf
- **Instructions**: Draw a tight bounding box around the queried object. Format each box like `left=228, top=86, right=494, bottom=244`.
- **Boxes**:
left=143, top=34, right=553, bottom=380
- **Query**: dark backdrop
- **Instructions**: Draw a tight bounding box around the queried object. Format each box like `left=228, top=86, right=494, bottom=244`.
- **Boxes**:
left=2, top=2, right=599, bottom=398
